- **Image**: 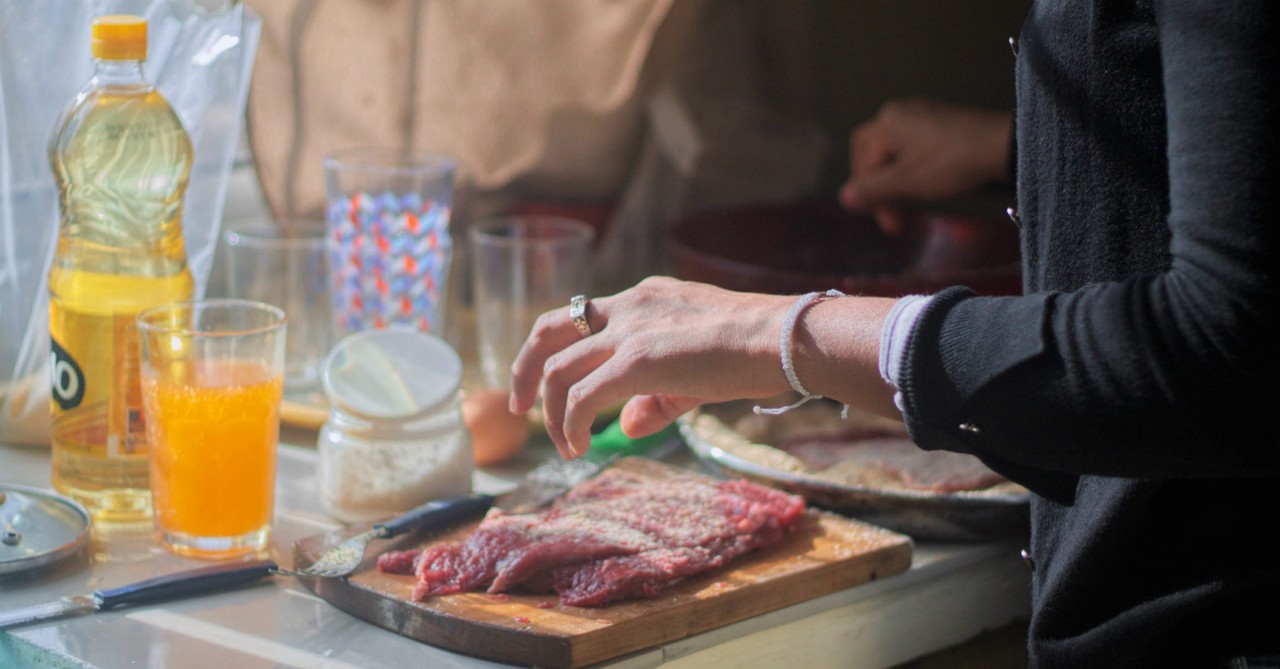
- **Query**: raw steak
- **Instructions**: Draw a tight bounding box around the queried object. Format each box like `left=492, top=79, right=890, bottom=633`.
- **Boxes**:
left=782, top=429, right=1006, bottom=493
left=378, top=468, right=805, bottom=607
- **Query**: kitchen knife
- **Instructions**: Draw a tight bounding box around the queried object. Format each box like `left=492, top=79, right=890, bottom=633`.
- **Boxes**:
left=0, top=559, right=278, bottom=630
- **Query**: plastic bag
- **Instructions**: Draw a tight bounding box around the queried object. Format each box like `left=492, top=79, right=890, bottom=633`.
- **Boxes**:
left=0, top=0, right=261, bottom=444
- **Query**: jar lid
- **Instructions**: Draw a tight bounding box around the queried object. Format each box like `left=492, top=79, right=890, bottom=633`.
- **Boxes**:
left=0, top=484, right=91, bottom=576
left=321, top=328, right=462, bottom=422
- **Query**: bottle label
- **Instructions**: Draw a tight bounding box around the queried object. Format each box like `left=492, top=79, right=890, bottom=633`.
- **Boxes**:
left=50, top=337, right=86, bottom=411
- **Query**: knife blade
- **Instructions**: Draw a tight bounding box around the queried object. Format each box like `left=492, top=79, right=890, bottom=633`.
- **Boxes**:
left=0, top=559, right=277, bottom=630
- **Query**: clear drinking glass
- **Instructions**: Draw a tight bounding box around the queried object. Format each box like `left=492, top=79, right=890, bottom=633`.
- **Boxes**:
left=469, top=216, right=595, bottom=390
left=324, top=149, right=456, bottom=337
left=137, top=299, right=285, bottom=558
left=222, top=220, right=331, bottom=397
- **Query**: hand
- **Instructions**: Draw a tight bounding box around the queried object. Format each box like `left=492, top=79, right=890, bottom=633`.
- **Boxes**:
left=839, top=99, right=1013, bottom=233
left=508, top=277, right=794, bottom=459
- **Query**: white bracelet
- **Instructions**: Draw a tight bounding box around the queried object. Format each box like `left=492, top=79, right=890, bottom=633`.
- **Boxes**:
left=753, top=289, right=849, bottom=418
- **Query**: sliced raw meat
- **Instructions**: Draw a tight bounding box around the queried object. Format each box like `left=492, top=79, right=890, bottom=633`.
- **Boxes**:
left=379, top=468, right=805, bottom=607
left=782, top=430, right=1006, bottom=493
left=377, top=548, right=419, bottom=574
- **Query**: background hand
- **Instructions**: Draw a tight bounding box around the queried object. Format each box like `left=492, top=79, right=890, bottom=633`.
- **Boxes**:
left=839, top=99, right=1012, bottom=233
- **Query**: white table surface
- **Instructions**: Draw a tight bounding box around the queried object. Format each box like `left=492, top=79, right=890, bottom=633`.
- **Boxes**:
left=0, top=431, right=1031, bottom=669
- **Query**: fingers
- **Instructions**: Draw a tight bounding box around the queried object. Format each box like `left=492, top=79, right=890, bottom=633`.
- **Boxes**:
left=842, top=124, right=897, bottom=210
left=509, top=297, right=608, bottom=415
left=850, top=123, right=896, bottom=182
left=538, top=340, right=614, bottom=459
left=530, top=344, right=676, bottom=459
left=620, top=394, right=705, bottom=438
left=872, top=204, right=905, bottom=236
left=511, top=276, right=777, bottom=460
left=559, top=355, right=643, bottom=458
left=850, top=152, right=916, bottom=204
left=837, top=181, right=861, bottom=211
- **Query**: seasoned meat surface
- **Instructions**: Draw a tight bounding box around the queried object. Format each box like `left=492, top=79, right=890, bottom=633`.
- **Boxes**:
left=378, top=468, right=805, bottom=606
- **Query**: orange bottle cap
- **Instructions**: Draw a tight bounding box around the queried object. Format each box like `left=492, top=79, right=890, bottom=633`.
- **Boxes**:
left=92, top=15, right=147, bottom=61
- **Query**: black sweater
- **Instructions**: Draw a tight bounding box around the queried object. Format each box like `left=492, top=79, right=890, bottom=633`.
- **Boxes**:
left=899, top=2, right=1278, bottom=666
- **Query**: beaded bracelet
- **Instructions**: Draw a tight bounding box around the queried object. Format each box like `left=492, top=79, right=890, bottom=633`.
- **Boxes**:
left=753, top=289, right=849, bottom=418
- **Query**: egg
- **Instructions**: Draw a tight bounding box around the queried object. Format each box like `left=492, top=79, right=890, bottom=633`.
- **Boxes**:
left=463, top=387, right=530, bottom=466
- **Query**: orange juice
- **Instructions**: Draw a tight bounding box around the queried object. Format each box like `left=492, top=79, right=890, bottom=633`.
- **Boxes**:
left=142, top=358, right=282, bottom=556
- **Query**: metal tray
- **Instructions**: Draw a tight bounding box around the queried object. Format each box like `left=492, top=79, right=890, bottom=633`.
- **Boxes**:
left=678, top=406, right=1029, bottom=542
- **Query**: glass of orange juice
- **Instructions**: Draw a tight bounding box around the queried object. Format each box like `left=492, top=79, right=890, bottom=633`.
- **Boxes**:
left=137, top=299, right=285, bottom=558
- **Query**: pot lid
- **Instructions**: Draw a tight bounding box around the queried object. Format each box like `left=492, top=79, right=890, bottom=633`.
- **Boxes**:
left=0, top=484, right=91, bottom=576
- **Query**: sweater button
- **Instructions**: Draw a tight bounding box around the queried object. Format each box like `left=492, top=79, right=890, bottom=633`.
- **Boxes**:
left=958, top=422, right=981, bottom=434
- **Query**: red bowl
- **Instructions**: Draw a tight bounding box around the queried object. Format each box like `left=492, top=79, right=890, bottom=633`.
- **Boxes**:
left=670, top=204, right=1022, bottom=297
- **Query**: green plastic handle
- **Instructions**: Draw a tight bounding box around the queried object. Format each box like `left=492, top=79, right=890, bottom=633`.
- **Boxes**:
left=587, top=418, right=680, bottom=459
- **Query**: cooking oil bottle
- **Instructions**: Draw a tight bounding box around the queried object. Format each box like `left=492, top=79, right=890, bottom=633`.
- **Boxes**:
left=48, top=15, right=194, bottom=523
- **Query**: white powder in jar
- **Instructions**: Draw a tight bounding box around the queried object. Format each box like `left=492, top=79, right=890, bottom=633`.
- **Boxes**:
left=318, top=426, right=473, bottom=524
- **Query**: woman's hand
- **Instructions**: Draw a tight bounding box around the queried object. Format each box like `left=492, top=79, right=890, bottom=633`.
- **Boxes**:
left=508, top=277, right=794, bottom=459
left=840, top=99, right=1013, bottom=233
left=509, top=277, right=900, bottom=460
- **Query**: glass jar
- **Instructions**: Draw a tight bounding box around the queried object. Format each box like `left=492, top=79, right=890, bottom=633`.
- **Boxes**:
left=317, top=329, right=472, bottom=524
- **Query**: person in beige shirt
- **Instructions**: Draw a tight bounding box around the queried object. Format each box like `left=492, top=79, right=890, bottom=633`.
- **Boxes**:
left=243, top=0, right=826, bottom=298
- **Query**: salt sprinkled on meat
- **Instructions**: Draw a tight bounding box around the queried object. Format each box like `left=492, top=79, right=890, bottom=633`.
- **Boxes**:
left=379, top=468, right=805, bottom=607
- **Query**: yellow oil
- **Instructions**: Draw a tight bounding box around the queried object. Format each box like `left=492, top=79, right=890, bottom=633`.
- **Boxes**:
left=48, top=65, right=194, bottom=524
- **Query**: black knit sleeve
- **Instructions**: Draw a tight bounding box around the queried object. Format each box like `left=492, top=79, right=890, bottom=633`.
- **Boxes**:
left=898, top=2, right=1278, bottom=480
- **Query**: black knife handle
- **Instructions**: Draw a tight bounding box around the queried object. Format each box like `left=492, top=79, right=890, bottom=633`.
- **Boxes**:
left=95, top=559, right=278, bottom=610
left=374, top=493, right=496, bottom=538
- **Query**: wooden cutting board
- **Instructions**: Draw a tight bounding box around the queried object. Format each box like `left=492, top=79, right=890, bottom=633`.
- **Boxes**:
left=293, top=458, right=913, bottom=668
